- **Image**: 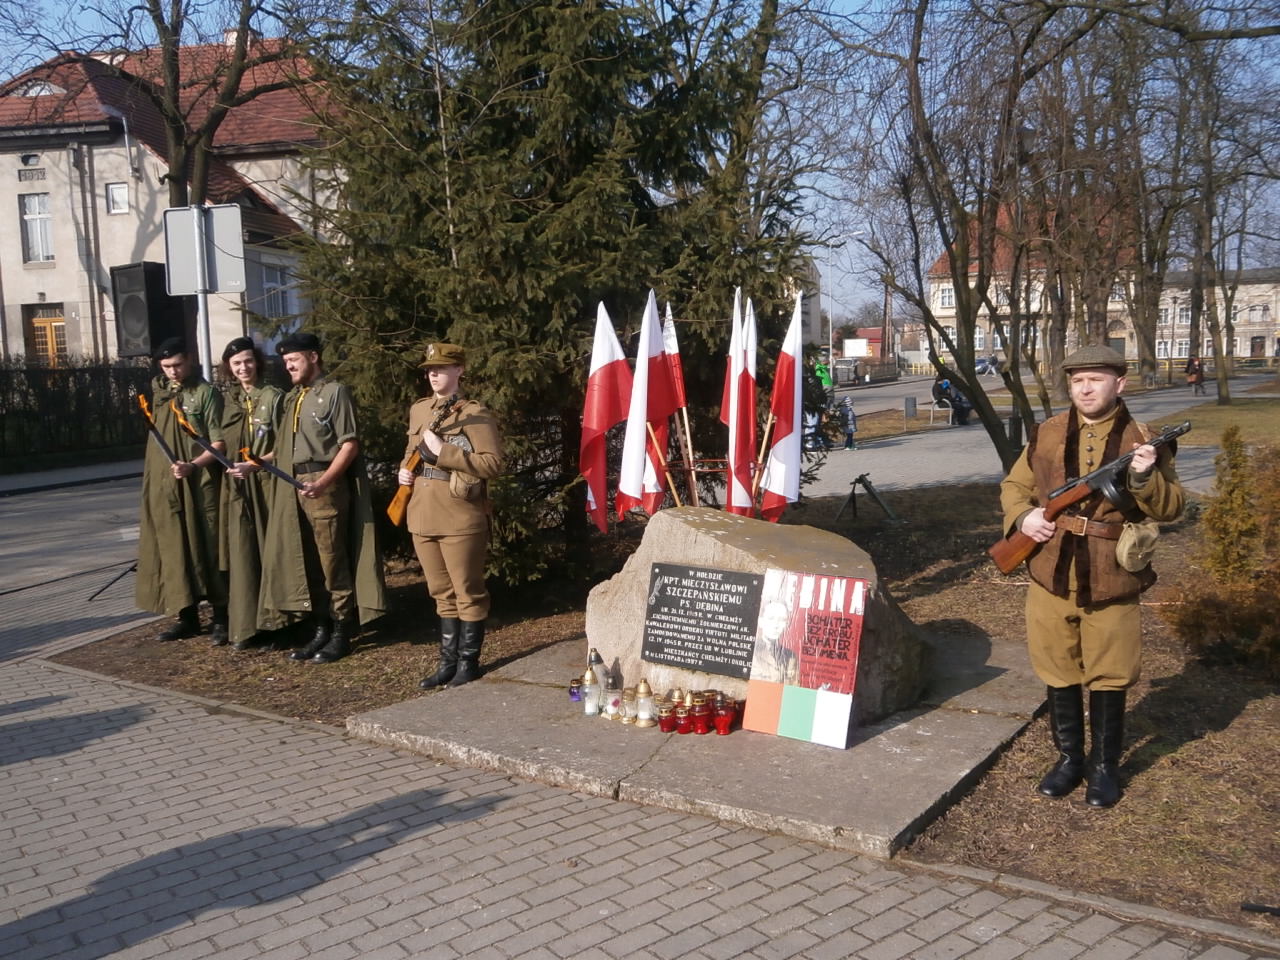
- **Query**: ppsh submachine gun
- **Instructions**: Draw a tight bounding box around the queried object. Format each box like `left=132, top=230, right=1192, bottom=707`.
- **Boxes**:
left=988, top=420, right=1191, bottom=575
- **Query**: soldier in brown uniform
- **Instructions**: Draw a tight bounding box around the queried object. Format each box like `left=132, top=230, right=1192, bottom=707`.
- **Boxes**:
left=1000, top=345, right=1184, bottom=807
left=396, top=343, right=504, bottom=688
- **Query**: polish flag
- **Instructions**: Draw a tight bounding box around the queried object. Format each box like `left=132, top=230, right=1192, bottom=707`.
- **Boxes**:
left=661, top=303, right=688, bottom=410
left=616, top=291, right=679, bottom=518
left=760, top=293, right=804, bottom=522
left=580, top=303, right=633, bottom=533
left=722, top=290, right=758, bottom=516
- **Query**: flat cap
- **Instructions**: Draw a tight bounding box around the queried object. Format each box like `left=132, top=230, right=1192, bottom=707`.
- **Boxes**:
left=1062, top=344, right=1127, bottom=374
left=419, top=342, right=466, bottom=367
left=276, top=332, right=322, bottom=355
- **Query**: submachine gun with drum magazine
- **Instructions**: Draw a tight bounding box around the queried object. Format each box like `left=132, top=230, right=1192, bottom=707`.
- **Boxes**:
left=386, top=393, right=460, bottom=526
left=987, top=420, right=1191, bottom=575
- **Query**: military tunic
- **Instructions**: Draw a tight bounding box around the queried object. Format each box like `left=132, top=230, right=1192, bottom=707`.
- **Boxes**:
left=260, top=376, right=386, bottom=626
left=1000, top=400, right=1184, bottom=689
left=218, top=381, right=284, bottom=644
left=402, top=395, right=504, bottom=621
left=135, top=374, right=226, bottom=616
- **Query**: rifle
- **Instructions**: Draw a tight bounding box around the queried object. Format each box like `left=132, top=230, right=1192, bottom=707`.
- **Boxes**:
left=988, top=420, right=1190, bottom=575
left=387, top=393, right=460, bottom=526
left=136, top=394, right=178, bottom=465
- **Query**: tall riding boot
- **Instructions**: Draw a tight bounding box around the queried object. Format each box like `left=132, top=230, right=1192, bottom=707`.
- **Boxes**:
left=1085, top=689, right=1127, bottom=808
left=210, top=606, right=229, bottom=646
left=159, top=605, right=200, bottom=642
left=290, top=616, right=331, bottom=661
left=1037, top=685, right=1086, bottom=797
left=420, top=617, right=461, bottom=689
left=311, top=616, right=353, bottom=663
left=447, top=620, right=485, bottom=687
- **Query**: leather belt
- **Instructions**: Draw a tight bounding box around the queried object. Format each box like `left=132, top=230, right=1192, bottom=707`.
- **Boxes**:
left=294, top=460, right=331, bottom=475
left=415, top=462, right=450, bottom=481
left=1055, top=515, right=1122, bottom=540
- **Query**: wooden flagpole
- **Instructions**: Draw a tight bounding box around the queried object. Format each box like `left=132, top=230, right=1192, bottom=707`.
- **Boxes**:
left=647, top=421, right=684, bottom=507
left=751, top=413, right=776, bottom=499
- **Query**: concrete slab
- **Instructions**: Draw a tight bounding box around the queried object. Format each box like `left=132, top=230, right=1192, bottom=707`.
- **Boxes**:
left=348, top=632, right=1042, bottom=859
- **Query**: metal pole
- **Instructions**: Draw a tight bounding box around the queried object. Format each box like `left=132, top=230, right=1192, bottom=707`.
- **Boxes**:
left=191, top=206, right=213, bottom=381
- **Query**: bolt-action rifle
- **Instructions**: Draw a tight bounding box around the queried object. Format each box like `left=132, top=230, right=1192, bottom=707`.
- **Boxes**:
left=987, top=420, right=1191, bottom=575
left=387, top=393, right=459, bottom=527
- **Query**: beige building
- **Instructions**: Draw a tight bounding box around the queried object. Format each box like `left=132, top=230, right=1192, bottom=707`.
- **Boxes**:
left=923, top=266, right=1280, bottom=367
left=0, top=45, right=321, bottom=366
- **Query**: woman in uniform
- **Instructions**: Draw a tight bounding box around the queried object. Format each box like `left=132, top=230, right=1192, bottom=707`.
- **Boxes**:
left=396, top=343, right=504, bottom=688
left=218, top=337, right=284, bottom=650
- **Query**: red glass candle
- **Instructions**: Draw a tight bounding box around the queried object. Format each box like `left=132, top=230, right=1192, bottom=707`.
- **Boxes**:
left=675, top=706, right=693, bottom=734
left=713, top=703, right=735, bottom=735
left=657, top=704, right=676, bottom=733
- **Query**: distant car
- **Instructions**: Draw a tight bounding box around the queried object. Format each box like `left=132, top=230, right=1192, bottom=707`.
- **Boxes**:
left=975, top=355, right=1001, bottom=376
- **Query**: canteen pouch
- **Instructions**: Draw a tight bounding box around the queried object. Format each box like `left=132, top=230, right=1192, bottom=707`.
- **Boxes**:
left=1116, top=518, right=1160, bottom=573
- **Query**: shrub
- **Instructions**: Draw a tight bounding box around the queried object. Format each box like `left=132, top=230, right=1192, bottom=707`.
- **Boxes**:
left=1162, top=426, right=1280, bottom=679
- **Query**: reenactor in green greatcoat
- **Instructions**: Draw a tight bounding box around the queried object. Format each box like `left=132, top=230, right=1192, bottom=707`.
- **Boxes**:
left=135, top=338, right=228, bottom=642
left=216, top=337, right=284, bottom=650
left=260, top=332, right=386, bottom=663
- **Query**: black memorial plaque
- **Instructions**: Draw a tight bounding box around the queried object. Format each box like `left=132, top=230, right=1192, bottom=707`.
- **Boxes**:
left=641, top=563, right=762, bottom=678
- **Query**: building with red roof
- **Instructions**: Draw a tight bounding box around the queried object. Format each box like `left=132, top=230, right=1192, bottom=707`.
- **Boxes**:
left=0, top=37, right=321, bottom=364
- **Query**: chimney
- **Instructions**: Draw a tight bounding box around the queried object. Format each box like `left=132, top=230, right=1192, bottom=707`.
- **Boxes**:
left=223, top=28, right=261, bottom=48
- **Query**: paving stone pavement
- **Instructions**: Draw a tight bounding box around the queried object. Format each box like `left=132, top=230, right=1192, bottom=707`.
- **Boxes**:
left=2, top=655, right=1277, bottom=960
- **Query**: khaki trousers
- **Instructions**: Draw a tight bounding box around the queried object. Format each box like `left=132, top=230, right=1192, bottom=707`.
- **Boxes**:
left=412, top=531, right=489, bottom=621
left=296, top=473, right=354, bottom=621
left=1025, top=581, right=1141, bottom=691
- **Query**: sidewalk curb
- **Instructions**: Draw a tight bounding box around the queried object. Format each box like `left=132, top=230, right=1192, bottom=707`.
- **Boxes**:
left=30, top=653, right=1280, bottom=956
left=0, top=470, right=143, bottom=497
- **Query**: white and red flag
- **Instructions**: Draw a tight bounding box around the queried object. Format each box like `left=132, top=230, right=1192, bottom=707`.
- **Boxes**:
left=616, top=291, right=679, bottom=518
left=720, top=289, right=758, bottom=516
left=580, top=303, right=633, bottom=533
left=661, top=302, right=687, bottom=411
left=760, top=293, right=804, bottom=522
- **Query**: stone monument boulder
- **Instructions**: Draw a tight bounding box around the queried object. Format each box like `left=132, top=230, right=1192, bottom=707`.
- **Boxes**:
left=585, top=507, right=927, bottom=726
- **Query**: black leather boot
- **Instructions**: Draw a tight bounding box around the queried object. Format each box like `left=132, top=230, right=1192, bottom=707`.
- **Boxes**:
left=420, top=617, right=461, bottom=689
left=210, top=607, right=229, bottom=646
left=447, top=620, right=485, bottom=687
left=1037, top=684, right=1086, bottom=797
left=1085, top=689, right=1127, bottom=808
left=290, top=617, right=331, bottom=661
left=311, top=616, right=353, bottom=663
left=158, top=606, right=200, bottom=642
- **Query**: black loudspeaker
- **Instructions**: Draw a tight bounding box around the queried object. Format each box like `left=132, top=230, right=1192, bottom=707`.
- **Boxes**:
left=112, top=262, right=184, bottom=358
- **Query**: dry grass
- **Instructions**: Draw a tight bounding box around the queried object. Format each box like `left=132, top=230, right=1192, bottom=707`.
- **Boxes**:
left=1152, top=397, right=1280, bottom=447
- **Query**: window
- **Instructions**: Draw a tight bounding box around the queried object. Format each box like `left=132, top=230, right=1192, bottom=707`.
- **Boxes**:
left=1203, top=337, right=1214, bottom=356
left=24, top=305, right=66, bottom=366
left=105, top=182, right=128, bottom=214
left=20, top=193, right=54, bottom=262
left=1175, top=339, right=1190, bottom=358
left=942, top=325, right=956, bottom=343
left=1177, top=305, right=1190, bottom=325
left=994, top=286, right=1009, bottom=307
left=1158, top=307, right=1169, bottom=326
left=259, top=263, right=291, bottom=319
left=939, top=286, right=954, bottom=309
left=1109, top=284, right=1125, bottom=302
left=1156, top=340, right=1169, bottom=359
left=974, top=327, right=986, bottom=350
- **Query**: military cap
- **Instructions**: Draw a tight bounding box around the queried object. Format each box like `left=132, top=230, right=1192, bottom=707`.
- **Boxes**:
left=420, top=342, right=466, bottom=367
left=154, top=337, right=187, bottom=360
left=1061, top=344, right=1127, bottom=374
left=221, top=336, right=257, bottom=364
left=276, top=332, right=322, bottom=355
